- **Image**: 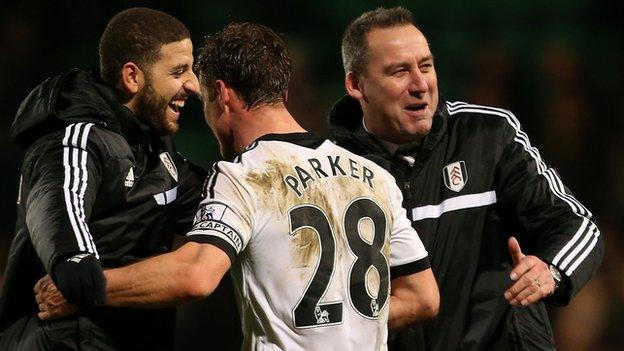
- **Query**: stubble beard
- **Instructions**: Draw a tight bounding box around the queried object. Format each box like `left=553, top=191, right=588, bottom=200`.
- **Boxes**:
left=135, top=78, right=178, bottom=136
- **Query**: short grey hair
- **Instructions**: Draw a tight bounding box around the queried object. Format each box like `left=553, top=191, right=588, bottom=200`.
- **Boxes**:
left=341, top=7, right=415, bottom=74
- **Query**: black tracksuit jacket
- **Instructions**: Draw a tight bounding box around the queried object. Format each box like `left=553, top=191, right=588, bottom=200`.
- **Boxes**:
left=0, top=69, right=205, bottom=350
left=329, top=95, right=603, bottom=351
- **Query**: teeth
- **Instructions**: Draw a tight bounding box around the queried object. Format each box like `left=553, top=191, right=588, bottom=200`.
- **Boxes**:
left=169, top=100, right=185, bottom=108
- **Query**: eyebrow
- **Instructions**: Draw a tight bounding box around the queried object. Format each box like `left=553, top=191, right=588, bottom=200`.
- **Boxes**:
left=419, top=54, right=435, bottom=64
left=384, top=54, right=436, bottom=73
left=384, top=61, right=411, bottom=73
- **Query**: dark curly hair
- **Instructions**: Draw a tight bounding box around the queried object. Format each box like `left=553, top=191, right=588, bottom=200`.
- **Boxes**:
left=195, top=22, right=291, bottom=109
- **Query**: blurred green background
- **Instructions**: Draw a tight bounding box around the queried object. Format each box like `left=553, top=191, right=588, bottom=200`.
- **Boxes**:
left=1, top=1, right=622, bottom=349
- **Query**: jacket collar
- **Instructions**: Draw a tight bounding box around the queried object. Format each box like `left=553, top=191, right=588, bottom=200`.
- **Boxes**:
left=91, top=77, right=153, bottom=145
left=11, top=69, right=156, bottom=148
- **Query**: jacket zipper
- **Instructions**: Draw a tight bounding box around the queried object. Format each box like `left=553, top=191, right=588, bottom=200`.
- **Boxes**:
left=402, top=181, right=411, bottom=199
left=387, top=162, right=413, bottom=220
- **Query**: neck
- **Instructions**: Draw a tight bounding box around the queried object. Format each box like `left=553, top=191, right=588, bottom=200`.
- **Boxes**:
left=124, top=101, right=137, bottom=115
left=231, top=104, right=306, bottom=154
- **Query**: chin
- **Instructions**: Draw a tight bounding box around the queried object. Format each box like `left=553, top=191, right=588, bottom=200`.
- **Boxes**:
left=413, top=127, right=432, bottom=139
left=415, top=118, right=433, bottom=133
left=168, top=123, right=180, bottom=135
left=152, top=123, right=178, bottom=136
left=160, top=119, right=180, bottom=135
left=401, top=126, right=431, bottom=142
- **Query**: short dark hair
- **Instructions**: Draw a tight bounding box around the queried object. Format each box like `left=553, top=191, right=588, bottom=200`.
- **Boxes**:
left=99, top=7, right=190, bottom=86
left=342, top=7, right=415, bottom=74
left=195, top=22, right=291, bottom=109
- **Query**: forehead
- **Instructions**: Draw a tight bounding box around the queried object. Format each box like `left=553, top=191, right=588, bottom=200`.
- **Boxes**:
left=152, top=38, right=194, bottom=68
left=365, top=25, right=431, bottom=67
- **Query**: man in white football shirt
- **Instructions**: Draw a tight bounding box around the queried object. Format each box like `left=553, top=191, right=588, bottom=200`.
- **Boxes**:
left=36, top=22, right=439, bottom=350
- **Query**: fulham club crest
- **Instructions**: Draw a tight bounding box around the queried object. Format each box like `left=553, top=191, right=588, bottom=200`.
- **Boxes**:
left=443, top=161, right=468, bottom=192
left=159, top=152, right=178, bottom=182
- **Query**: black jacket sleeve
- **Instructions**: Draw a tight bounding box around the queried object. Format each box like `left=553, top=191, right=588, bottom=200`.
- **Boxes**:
left=23, top=122, right=102, bottom=273
left=495, top=115, right=603, bottom=305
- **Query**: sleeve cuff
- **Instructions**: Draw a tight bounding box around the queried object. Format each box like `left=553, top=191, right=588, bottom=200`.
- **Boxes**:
left=185, top=235, right=237, bottom=264
left=390, top=256, right=431, bottom=279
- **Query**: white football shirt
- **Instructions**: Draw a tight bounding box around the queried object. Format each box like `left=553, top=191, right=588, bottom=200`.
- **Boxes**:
left=187, top=133, right=429, bottom=351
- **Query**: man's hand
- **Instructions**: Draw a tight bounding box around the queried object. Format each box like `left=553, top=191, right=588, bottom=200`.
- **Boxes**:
left=34, top=275, right=79, bottom=320
left=504, top=237, right=555, bottom=306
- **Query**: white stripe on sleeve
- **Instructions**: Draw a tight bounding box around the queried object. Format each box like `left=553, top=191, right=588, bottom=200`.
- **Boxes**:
left=62, top=123, right=99, bottom=258
left=446, top=101, right=599, bottom=275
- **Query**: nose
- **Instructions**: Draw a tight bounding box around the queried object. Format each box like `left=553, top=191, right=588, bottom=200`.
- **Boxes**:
left=409, top=69, right=428, bottom=95
left=184, top=71, right=201, bottom=95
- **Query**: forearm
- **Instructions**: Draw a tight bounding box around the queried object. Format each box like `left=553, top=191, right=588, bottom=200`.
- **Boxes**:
left=388, top=293, right=436, bottom=331
left=104, top=242, right=230, bottom=308
left=35, top=242, right=231, bottom=320
left=388, top=269, right=439, bottom=331
left=104, top=254, right=200, bottom=308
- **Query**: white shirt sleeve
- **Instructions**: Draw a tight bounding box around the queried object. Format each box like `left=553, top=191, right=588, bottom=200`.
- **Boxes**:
left=185, top=161, right=254, bottom=261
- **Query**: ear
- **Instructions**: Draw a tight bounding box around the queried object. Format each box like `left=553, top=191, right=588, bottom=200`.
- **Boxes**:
left=120, top=62, right=144, bottom=95
left=214, top=80, right=230, bottom=114
left=345, top=71, right=364, bottom=100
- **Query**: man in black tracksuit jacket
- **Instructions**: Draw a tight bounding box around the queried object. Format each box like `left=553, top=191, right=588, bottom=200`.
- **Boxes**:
left=0, top=9, right=205, bottom=350
left=330, top=7, right=603, bottom=350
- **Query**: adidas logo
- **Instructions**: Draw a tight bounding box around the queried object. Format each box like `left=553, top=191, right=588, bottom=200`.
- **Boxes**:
left=124, top=167, right=135, bottom=187
left=67, top=253, right=90, bottom=263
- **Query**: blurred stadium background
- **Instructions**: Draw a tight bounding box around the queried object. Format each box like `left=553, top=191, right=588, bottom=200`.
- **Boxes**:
left=1, top=0, right=622, bottom=349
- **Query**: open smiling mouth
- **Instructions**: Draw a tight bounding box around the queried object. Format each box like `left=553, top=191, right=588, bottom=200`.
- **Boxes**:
left=405, top=103, right=427, bottom=112
left=168, top=100, right=185, bottom=114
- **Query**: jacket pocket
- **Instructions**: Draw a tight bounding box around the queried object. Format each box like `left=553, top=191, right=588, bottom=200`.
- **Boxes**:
left=507, top=304, right=555, bottom=351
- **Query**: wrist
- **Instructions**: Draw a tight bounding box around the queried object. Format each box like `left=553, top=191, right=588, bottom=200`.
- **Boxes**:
left=545, top=264, right=569, bottom=305
left=549, top=264, right=562, bottom=291
left=53, top=253, right=106, bottom=310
